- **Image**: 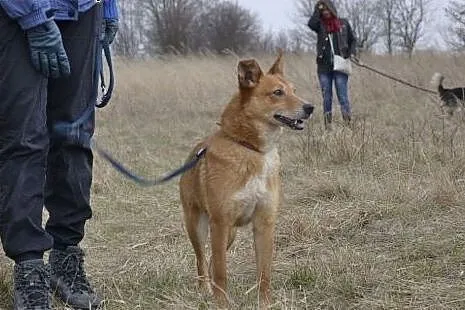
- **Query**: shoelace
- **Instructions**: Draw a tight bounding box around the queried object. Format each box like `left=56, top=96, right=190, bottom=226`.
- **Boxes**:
left=59, top=252, right=94, bottom=294
left=16, top=265, right=50, bottom=308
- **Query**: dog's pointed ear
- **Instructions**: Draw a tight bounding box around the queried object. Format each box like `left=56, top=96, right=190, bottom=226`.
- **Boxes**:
left=268, top=49, right=284, bottom=75
left=238, top=59, right=263, bottom=89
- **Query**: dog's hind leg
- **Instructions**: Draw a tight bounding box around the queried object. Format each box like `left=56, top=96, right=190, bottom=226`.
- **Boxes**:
left=184, top=206, right=210, bottom=292
left=252, top=207, right=277, bottom=309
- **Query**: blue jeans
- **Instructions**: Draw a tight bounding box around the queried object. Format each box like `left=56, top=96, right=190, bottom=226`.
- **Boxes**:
left=318, top=71, right=351, bottom=117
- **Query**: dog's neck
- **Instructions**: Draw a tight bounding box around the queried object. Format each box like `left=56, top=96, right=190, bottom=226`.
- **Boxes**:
left=220, top=107, right=280, bottom=154
left=219, top=121, right=263, bottom=153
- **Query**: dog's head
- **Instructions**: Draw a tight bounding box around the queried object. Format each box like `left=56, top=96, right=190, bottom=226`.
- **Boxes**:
left=236, top=50, right=314, bottom=131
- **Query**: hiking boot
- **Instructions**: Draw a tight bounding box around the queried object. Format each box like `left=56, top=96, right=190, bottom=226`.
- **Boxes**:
left=49, top=246, right=102, bottom=309
left=13, top=259, right=52, bottom=310
left=324, top=113, right=333, bottom=131
left=342, top=114, right=353, bottom=129
left=342, top=114, right=351, bottom=125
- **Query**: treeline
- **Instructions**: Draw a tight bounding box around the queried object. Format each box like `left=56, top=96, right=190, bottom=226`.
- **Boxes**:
left=113, top=0, right=465, bottom=58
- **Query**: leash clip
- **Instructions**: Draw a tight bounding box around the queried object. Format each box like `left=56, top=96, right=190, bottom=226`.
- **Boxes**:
left=196, top=147, right=207, bottom=157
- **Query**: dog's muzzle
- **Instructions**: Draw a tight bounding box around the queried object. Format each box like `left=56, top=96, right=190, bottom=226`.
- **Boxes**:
left=274, top=104, right=314, bottom=130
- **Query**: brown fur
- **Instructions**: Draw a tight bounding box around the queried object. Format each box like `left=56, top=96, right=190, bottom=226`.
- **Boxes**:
left=179, top=51, right=313, bottom=309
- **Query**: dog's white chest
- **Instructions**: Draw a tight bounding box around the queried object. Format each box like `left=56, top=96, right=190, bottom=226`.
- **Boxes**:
left=234, top=148, right=280, bottom=224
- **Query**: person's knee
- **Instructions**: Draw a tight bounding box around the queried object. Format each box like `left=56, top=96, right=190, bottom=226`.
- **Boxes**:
left=322, top=87, right=332, bottom=98
left=320, top=82, right=332, bottom=98
left=335, top=83, right=349, bottom=104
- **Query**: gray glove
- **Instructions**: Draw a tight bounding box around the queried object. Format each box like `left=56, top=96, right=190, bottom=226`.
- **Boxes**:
left=26, top=21, right=70, bottom=78
left=101, top=18, right=119, bottom=45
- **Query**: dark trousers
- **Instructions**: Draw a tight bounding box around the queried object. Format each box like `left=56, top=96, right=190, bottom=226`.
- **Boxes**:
left=0, top=5, right=101, bottom=261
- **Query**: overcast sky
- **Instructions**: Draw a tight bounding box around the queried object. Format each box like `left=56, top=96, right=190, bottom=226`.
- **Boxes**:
left=236, top=0, right=452, bottom=49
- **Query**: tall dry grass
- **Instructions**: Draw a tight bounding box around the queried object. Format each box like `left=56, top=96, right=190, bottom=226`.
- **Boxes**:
left=1, top=52, right=465, bottom=309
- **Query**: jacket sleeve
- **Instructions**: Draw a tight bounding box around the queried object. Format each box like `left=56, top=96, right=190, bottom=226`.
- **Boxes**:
left=307, top=3, right=321, bottom=33
left=103, top=0, right=119, bottom=20
left=347, top=21, right=357, bottom=56
left=0, top=0, right=53, bottom=30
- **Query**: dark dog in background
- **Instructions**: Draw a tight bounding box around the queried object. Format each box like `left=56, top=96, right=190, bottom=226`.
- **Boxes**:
left=431, top=72, right=465, bottom=115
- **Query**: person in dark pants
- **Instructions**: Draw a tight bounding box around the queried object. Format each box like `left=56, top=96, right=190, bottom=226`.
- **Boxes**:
left=308, top=0, right=357, bottom=130
left=0, top=0, right=118, bottom=309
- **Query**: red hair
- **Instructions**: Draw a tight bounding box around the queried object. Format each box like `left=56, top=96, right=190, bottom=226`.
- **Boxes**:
left=322, top=16, right=342, bottom=33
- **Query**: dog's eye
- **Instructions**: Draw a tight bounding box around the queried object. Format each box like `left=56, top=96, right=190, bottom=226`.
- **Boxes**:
left=273, top=89, right=284, bottom=96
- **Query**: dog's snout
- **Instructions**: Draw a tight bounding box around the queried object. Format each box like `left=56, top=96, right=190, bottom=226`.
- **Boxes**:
left=303, top=103, right=314, bottom=115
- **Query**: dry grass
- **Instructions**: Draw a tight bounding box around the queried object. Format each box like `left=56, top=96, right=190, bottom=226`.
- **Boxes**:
left=2, top=52, right=465, bottom=309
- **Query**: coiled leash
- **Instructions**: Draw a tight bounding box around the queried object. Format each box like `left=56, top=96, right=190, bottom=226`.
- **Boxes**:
left=96, top=40, right=114, bottom=108
left=351, top=59, right=437, bottom=95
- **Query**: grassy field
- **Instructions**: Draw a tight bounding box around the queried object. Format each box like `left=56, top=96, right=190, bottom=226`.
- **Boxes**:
left=1, top=52, right=465, bottom=309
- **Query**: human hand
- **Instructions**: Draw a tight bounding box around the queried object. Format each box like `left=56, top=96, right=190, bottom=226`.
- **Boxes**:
left=26, top=21, right=70, bottom=78
left=316, top=1, right=326, bottom=10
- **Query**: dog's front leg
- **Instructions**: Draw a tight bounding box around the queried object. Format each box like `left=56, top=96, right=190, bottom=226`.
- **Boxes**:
left=210, top=220, right=230, bottom=308
left=252, top=206, right=277, bottom=309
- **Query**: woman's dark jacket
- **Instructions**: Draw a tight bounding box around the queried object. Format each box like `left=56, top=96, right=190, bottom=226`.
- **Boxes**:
left=308, top=0, right=357, bottom=73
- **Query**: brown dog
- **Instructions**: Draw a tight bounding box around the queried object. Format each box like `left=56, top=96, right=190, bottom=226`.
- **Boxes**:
left=179, top=52, right=314, bottom=308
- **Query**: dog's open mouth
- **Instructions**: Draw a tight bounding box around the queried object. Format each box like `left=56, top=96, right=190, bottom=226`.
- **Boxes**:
left=273, top=114, right=305, bottom=130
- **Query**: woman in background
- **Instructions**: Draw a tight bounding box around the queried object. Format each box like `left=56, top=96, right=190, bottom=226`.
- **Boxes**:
left=308, top=0, right=357, bottom=130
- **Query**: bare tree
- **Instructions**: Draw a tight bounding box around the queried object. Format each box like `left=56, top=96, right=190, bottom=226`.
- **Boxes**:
left=340, top=0, right=382, bottom=53
left=292, top=0, right=323, bottom=50
left=377, top=0, right=397, bottom=55
left=445, top=1, right=465, bottom=50
left=392, top=0, right=431, bottom=57
left=112, top=0, right=144, bottom=58
left=274, top=30, right=291, bottom=52
left=198, top=1, right=261, bottom=54
left=288, top=28, right=306, bottom=52
left=259, top=29, right=276, bottom=53
left=143, top=0, right=200, bottom=55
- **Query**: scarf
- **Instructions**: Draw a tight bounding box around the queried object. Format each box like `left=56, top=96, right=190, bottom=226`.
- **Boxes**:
left=322, top=16, right=342, bottom=33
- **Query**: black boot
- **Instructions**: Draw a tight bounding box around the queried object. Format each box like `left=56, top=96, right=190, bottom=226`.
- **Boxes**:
left=324, top=112, right=333, bottom=131
left=49, top=246, right=101, bottom=309
left=14, top=259, right=52, bottom=310
left=342, top=114, right=352, bottom=127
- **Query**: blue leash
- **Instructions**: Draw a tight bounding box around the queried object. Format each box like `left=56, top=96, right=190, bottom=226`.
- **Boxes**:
left=52, top=38, right=109, bottom=147
left=53, top=39, right=205, bottom=186
left=91, top=142, right=206, bottom=186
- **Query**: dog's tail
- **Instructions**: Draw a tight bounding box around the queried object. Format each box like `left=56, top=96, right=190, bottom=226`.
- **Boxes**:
left=431, top=72, right=444, bottom=93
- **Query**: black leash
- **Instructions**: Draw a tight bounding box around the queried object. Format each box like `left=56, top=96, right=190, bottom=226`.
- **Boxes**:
left=351, top=59, right=437, bottom=95
left=92, top=142, right=207, bottom=186
left=96, top=40, right=114, bottom=108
